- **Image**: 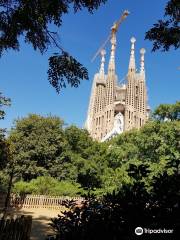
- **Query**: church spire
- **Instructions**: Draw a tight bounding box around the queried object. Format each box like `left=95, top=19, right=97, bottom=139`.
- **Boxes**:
left=140, top=48, right=146, bottom=77
left=99, top=49, right=106, bottom=76
left=108, top=32, right=116, bottom=72
left=128, top=37, right=136, bottom=72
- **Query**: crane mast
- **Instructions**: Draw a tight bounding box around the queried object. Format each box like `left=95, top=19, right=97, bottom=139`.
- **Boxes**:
left=91, top=10, right=130, bottom=62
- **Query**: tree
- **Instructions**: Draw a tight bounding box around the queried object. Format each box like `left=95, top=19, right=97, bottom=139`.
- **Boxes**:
left=145, top=0, right=180, bottom=51
left=77, top=160, right=103, bottom=190
left=0, top=0, right=107, bottom=92
left=0, top=138, right=9, bottom=193
left=0, top=92, right=10, bottom=193
left=8, top=114, right=66, bottom=181
left=64, top=126, right=93, bottom=154
left=103, top=102, right=180, bottom=192
left=153, top=101, right=180, bottom=121
left=0, top=137, right=9, bottom=170
left=63, top=126, right=107, bottom=190
left=0, top=92, right=10, bottom=169
left=7, top=115, right=107, bottom=190
left=0, top=92, right=10, bottom=136
left=1, top=114, right=67, bottom=213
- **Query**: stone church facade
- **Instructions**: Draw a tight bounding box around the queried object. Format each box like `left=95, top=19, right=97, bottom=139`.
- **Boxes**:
left=85, top=36, right=150, bottom=141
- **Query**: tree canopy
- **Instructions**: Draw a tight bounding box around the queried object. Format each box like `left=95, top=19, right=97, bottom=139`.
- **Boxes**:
left=0, top=0, right=107, bottom=92
left=153, top=101, right=180, bottom=121
left=0, top=102, right=178, bottom=197
left=5, top=116, right=107, bottom=190
left=8, top=114, right=66, bottom=180
left=0, top=102, right=180, bottom=236
left=145, top=0, right=180, bottom=51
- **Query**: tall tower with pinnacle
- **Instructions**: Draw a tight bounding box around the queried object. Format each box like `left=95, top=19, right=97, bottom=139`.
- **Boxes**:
left=85, top=37, right=150, bottom=141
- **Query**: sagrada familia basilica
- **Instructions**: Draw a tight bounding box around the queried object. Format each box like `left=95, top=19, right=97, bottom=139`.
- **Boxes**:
left=85, top=33, right=150, bottom=141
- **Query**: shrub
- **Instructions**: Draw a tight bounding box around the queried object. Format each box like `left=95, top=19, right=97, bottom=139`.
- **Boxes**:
left=13, top=180, right=35, bottom=194
left=30, top=176, right=57, bottom=195
left=13, top=176, right=84, bottom=196
left=51, top=181, right=84, bottom=196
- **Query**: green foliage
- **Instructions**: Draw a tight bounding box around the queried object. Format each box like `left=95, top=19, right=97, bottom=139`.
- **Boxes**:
left=7, top=114, right=107, bottom=191
left=105, top=114, right=180, bottom=192
left=13, top=180, right=34, bottom=195
left=0, top=171, right=9, bottom=192
left=153, top=101, right=180, bottom=121
left=50, top=125, right=107, bottom=189
left=1, top=101, right=180, bottom=238
left=13, top=176, right=84, bottom=196
left=48, top=52, right=88, bottom=93
left=0, top=92, right=11, bottom=120
left=8, top=114, right=66, bottom=180
left=64, top=126, right=92, bottom=154
left=48, top=151, right=79, bottom=181
left=101, top=167, right=132, bottom=193
left=25, top=176, right=58, bottom=195
left=0, top=92, right=11, bottom=139
left=64, top=127, right=108, bottom=190
left=145, top=0, right=180, bottom=51
left=3, top=102, right=180, bottom=198
left=51, top=180, right=84, bottom=196
left=0, top=137, right=9, bottom=170
left=77, top=160, right=103, bottom=189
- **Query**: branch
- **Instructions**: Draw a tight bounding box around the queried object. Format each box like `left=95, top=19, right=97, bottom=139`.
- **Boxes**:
left=46, top=30, right=64, bottom=53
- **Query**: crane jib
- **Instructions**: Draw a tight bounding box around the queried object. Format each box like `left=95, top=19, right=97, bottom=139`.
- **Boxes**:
left=91, top=10, right=130, bottom=62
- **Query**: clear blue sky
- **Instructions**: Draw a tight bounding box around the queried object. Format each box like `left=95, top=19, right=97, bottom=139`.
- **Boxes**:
left=0, top=0, right=179, bottom=130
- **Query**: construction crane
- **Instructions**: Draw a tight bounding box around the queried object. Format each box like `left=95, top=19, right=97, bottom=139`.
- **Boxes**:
left=91, top=10, right=130, bottom=62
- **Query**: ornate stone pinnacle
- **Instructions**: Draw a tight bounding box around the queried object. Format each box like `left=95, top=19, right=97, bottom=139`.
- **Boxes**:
left=128, top=37, right=136, bottom=71
left=130, top=37, right=136, bottom=43
left=99, top=49, right=106, bottom=75
left=140, top=48, right=146, bottom=75
left=100, top=49, right=106, bottom=57
left=140, top=48, right=146, bottom=55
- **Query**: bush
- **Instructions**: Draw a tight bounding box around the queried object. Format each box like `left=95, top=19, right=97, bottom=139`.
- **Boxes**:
left=30, top=176, right=58, bottom=195
left=51, top=181, right=84, bottom=196
left=13, top=176, right=84, bottom=196
left=50, top=177, right=180, bottom=240
left=13, top=180, right=35, bottom=194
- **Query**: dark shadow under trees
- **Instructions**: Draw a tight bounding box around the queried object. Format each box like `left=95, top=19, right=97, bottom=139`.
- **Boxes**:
left=50, top=171, right=180, bottom=240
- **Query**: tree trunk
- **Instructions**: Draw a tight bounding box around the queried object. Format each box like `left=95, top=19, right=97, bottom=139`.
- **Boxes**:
left=3, top=168, right=14, bottom=217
